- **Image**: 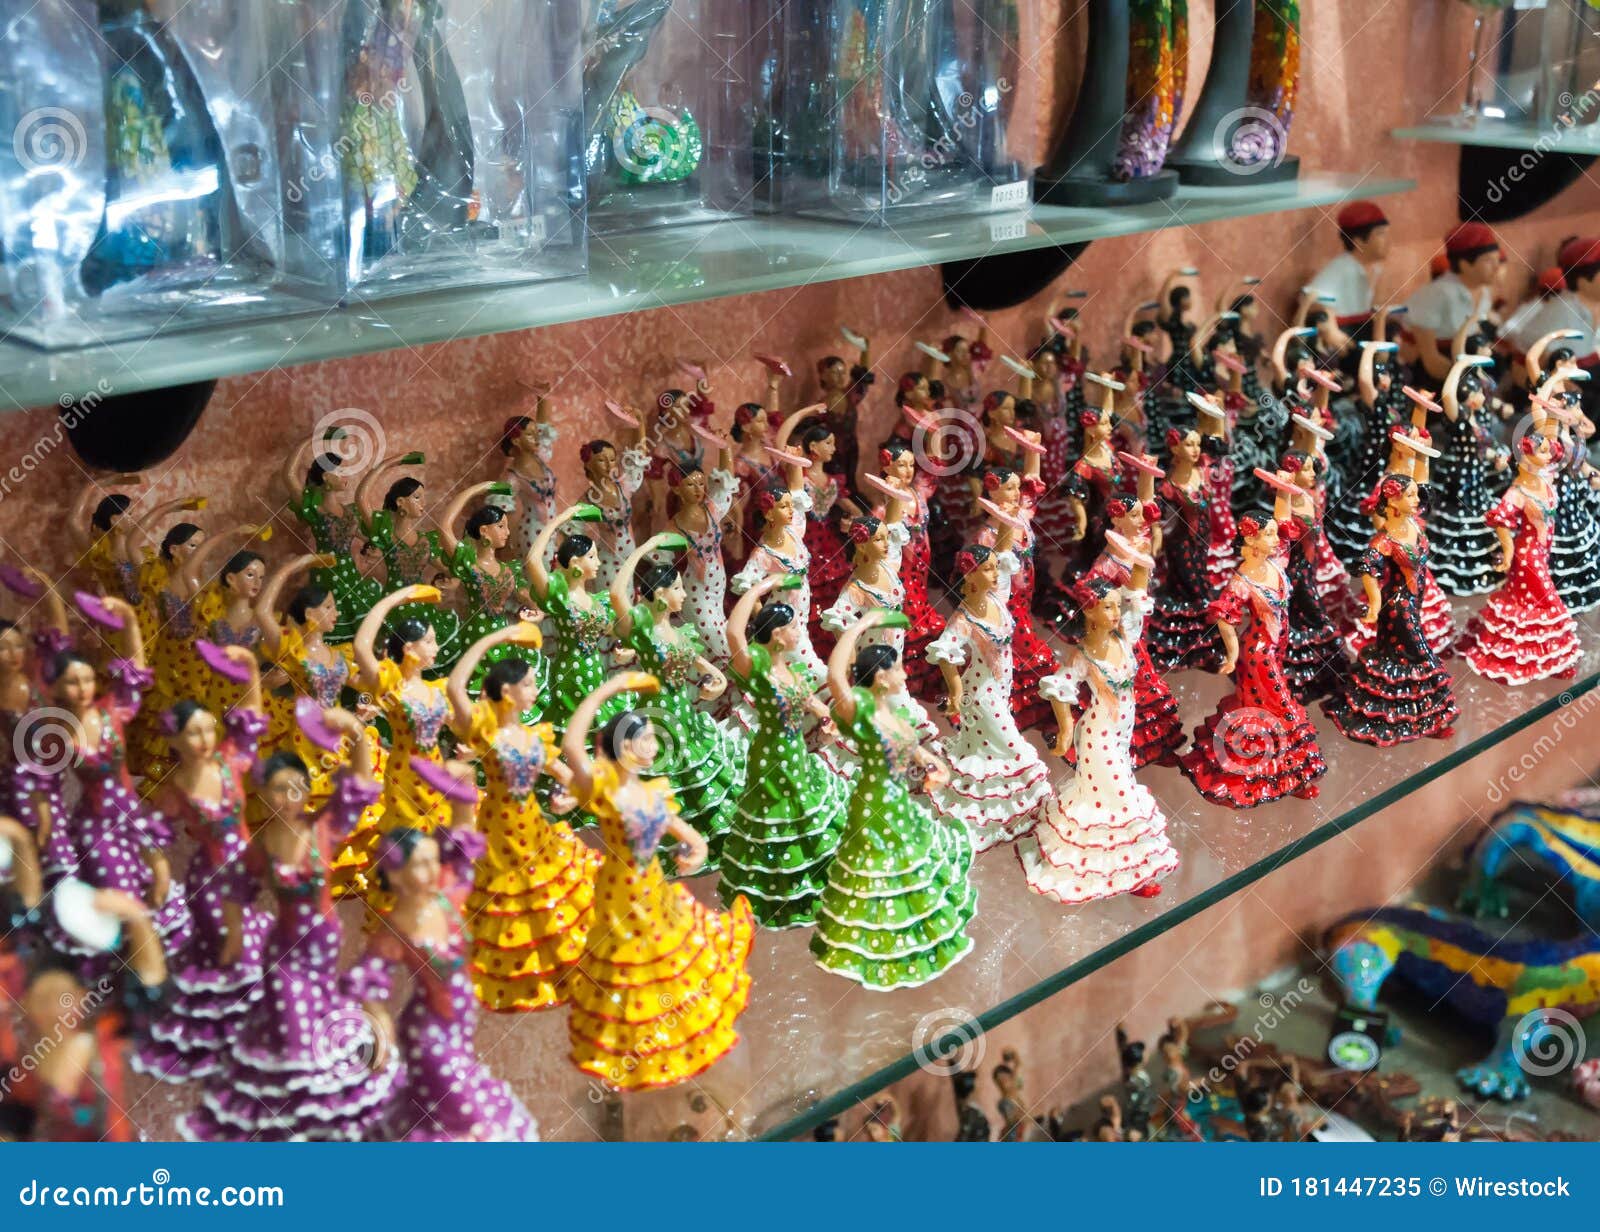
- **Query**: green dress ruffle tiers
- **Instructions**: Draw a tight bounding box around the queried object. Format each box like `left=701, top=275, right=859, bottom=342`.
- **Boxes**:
left=623, top=604, right=747, bottom=873
left=541, top=571, right=628, bottom=736
left=810, top=687, right=977, bottom=990
left=366, top=510, right=464, bottom=673
left=719, top=646, right=848, bottom=929
left=291, top=487, right=385, bottom=643
left=450, top=542, right=546, bottom=725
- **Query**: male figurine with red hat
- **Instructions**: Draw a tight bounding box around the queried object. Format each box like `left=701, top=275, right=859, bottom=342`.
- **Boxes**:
left=1304, top=200, right=1390, bottom=322
left=1403, top=221, right=1503, bottom=380
left=1507, top=237, right=1600, bottom=366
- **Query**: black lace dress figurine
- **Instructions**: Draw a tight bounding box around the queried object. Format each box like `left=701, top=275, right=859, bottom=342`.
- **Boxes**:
left=1428, top=359, right=1509, bottom=596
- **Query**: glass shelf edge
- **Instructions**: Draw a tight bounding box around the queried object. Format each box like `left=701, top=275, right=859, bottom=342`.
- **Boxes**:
left=0, top=175, right=1413, bottom=413
left=756, top=667, right=1600, bottom=1142
left=1392, top=121, right=1600, bottom=155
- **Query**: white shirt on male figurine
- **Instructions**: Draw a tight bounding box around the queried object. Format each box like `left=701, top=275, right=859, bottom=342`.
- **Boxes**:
left=1403, top=272, right=1494, bottom=336
left=1505, top=290, right=1600, bottom=357
left=1306, top=252, right=1377, bottom=319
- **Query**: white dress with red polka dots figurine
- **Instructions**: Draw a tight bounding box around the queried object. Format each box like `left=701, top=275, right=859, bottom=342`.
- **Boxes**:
left=925, top=503, right=1052, bottom=851
left=1017, top=536, right=1179, bottom=904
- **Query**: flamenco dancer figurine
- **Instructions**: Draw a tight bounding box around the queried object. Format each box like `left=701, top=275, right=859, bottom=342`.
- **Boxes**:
left=1058, top=375, right=1127, bottom=585
left=1527, top=337, right=1600, bottom=614
left=499, top=385, right=560, bottom=560
left=448, top=624, right=599, bottom=1012
left=972, top=432, right=1058, bottom=730
left=1458, top=411, right=1582, bottom=684
left=811, top=612, right=975, bottom=991
left=561, top=675, right=755, bottom=1090
left=1087, top=457, right=1186, bottom=768
left=44, top=596, right=191, bottom=966
left=875, top=437, right=948, bottom=699
left=132, top=651, right=270, bottom=1084
left=667, top=425, right=739, bottom=662
left=610, top=535, right=745, bottom=871
left=1324, top=435, right=1461, bottom=746
left=1019, top=535, right=1179, bottom=903
left=285, top=434, right=384, bottom=642
left=732, top=433, right=828, bottom=686
left=816, top=327, right=874, bottom=497
left=1277, top=450, right=1351, bottom=704
left=527, top=504, right=626, bottom=737
left=820, top=482, right=940, bottom=747
left=1327, top=339, right=1406, bottom=565
left=1430, top=354, right=1509, bottom=596
left=361, top=805, right=540, bottom=1140
left=926, top=505, right=1053, bottom=852
left=181, top=705, right=398, bottom=1141
left=1147, top=399, right=1230, bottom=672
left=719, top=575, right=848, bottom=928
left=359, top=457, right=465, bottom=670
left=1179, top=470, right=1328, bottom=807
left=795, top=416, right=863, bottom=659
left=644, top=376, right=713, bottom=531
left=583, top=402, right=650, bottom=589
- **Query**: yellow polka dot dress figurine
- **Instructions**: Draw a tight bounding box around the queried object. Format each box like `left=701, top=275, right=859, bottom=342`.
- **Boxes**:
left=353, top=585, right=455, bottom=856
left=561, top=674, right=754, bottom=1090
left=447, top=623, right=601, bottom=1012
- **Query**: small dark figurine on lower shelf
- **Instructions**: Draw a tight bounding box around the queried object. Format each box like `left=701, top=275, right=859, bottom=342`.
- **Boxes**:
left=952, top=1070, right=991, bottom=1142
left=1115, top=1023, right=1154, bottom=1139
left=994, top=1048, right=1030, bottom=1141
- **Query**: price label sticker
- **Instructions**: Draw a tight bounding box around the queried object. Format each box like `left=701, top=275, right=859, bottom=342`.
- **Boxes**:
left=990, top=216, right=1028, bottom=243
left=989, top=180, right=1030, bottom=211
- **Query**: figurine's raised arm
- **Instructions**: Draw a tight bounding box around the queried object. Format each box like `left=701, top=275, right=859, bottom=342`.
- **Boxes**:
left=562, top=673, right=658, bottom=807
left=827, top=610, right=897, bottom=729
left=609, top=532, right=682, bottom=641
left=256, top=553, right=332, bottom=657
left=353, top=584, right=437, bottom=692
left=437, top=480, right=499, bottom=560
left=447, top=621, right=542, bottom=735
left=726, top=573, right=786, bottom=681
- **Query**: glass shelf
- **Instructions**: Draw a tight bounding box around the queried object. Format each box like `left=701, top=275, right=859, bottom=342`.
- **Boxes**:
left=644, top=610, right=1599, bottom=1143
left=1392, top=118, right=1600, bottom=155
left=0, top=174, right=1413, bottom=412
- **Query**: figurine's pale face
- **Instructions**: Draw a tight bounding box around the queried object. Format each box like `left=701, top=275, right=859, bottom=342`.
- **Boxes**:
left=870, top=658, right=906, bottom=695
left=169, top=530, right=204, bottom=563
left=888, top=451, right=915, bottom=485
left=568, top=545, right=599, bottom=583
left=403, top=626, right=440, bottom=670
left=863, top=521, right=889, bottom=562
left=390, top=835, right=441, bottom=899
left=658, top=577, right=686, bottom=615
left=478, top=516, right=511, bottom=550
left=305, top=593, right=340, bottom=634
left=621, top=722, right=659, bottom=769
left=766, top=492, right=794, bottom=528
left=907, top=377, right=930, bottom=408
left=1034, top=350, right=1059, bottom=381
left=53, top=662, right=97, bottom=711
left=1391, top=482, right=1420, bottom=517
left=585, top=446, right=616, bottom=481
left=1459, top=248, right=1503, bottom=288
left=1176, top=431, right=1201, bottom=464
left=502, top=669, right=539, bottom=713
left=1524, top=437, right=1555, bottom=470
left=171, top=709, right=220, bottom=765
left=819, top=361, right=847, bottom=393
left=807, top=433, right=836, bottom=465
left=678, top=470, right=706, bottom=505
left=949, top=339, right=971, bottom=366
left=993, top=474, right=1021, bottom=512
left=987, top=397, right=1016, bottom=428
left=1246, top=520, right=1280, bottom=555
left=963, top=554, right=999, bottom=594
left=1112, top=505, right=1143, bottom=536
left=769, top=618, right=799, bottom=653
left=0, top=627, right=26, bottom=675
left=1088, top=589, right=1121, bottom=633
left=397, top=486, right=426, bottom=519
left=1086, top=415, right=1111, bottom=445
left=742, top=409, right=771, bottom=442
left=1362, top=224, right=1391, bottom=261
left=226, top=559, right=266, bottom=600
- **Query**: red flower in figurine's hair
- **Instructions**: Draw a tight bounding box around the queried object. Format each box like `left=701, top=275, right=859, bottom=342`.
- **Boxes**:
left=1106, top=495, right=1137, bottom=520
left=502, top=416, right=527, bottom=444
left=982, top=390, right=1012, bottom=416
left=1080, top=408, right=1103, bottom=427
left=754, top=488, right=779, bottom=513
left=735, top=402, right=762, bottom=427
left=955, top=549, right=981, bottom=577
left=1360, top=474, right=1411, bottom=518
left=579, top=440, right=606, bottom=463
left=896, top=373, right=924, bottom=399
left=982, top=469, right=1003, bottom=492
left=1237, top=515, right=1264, bottom=539
left=879, top=447, right=893, bottom=468
left=667, top=464, right=700, bottom=489
left=847, top=520, right=874, bottom=544
left=1165, top=427, right=1185, bottom=449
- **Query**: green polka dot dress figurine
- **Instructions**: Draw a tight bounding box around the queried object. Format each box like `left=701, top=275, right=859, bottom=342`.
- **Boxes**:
left=527, top=504, right=631, bottom=737
left=284, top=434, right=385, bottom=644
left=719, top=576, right=848, bottom=929
left=811, top=611, right=977, bottom=990
left=359, top=458, right=464, bottom=673
left=609, top=534, right=747, bottom=873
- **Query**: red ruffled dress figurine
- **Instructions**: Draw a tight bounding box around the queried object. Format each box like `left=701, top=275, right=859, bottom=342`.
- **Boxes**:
left=798, top=422, right=861, bottom=662
left=1324, top=437, right=1461, bottom=746
left=1459, top=425, right=1582, bottom=684
left=1147, top=405, right=1231, bottom=672
left=1279, top=449, right=1351, bottom=704
left=1180, top=472, right=1328, bottom=807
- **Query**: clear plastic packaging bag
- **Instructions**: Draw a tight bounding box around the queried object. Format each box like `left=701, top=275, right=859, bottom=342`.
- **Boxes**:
left=759, top=0, right=1028, bottom=224
left=0, top=0, right=302, bottom=349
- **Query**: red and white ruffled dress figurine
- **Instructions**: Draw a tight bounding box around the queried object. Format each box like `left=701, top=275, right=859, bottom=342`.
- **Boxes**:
left=1179, top=471, right=1328, bottom=807
left=927, top=507, right=1053, bottom=852
left=1017, top=535, right=1179, bottom=904
left=877, top=439, right=947, bottom=699
left=1086, top=455, right=1186, bottom=767
left=667, top=426, right=739, bottom=662
left=1458, top=409, right=1582, bottom=684
left=973, top=427, right=1059, bottom=731
left=1323, top=434, right=1461, bottom=746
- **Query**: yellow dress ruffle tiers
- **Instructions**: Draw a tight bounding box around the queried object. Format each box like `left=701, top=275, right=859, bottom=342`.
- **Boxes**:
left=461, top=702, right=600, bottom=1012
left=259, top=625, right=388, bottom=898
left=568, top=762, right=754, bottom=1090
left=129, top=572, right=212, bottom=792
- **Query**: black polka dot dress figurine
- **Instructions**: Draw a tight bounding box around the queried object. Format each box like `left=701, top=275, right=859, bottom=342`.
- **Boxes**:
left=1429, top=354, right=1511, bottom=596
left=1458, top=405, right=1582, bottom=684
left=1324, top=433, right=1461, bottom=746
left=1277, top=450, right=1351, bottom=704
left=1017, top=535, right=1179, bottom=904
left=1327, top=339, right=1408, bottom=566
left=1527, top=342, right=1600, bottom=615
left=1178, top=471, right=1328, bottom=807
left=1146, top=396, right=1232, bottom=673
